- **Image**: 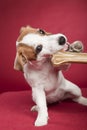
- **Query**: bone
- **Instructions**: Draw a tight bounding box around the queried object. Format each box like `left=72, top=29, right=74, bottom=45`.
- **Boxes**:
left=51, top=51, right=87, bottom=67
left=51, top=41, right=87, bottom=67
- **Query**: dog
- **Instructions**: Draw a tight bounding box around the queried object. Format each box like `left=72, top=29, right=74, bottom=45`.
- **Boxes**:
left=14, top=26, right=87, bottom=126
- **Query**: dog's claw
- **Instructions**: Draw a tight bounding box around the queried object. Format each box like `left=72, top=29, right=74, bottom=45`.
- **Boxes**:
left=31, top=105, right=38, bottom=112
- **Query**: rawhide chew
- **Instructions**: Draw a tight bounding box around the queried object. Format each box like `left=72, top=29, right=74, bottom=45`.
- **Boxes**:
left=51, top=51, right=87, bottom=67
left=51, top=41, right=87, bottom=67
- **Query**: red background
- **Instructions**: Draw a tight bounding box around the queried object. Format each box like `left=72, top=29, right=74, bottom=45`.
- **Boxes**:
left=1, top=0, right=87, bottom=92
left=0, top=1, right=87, bottom=130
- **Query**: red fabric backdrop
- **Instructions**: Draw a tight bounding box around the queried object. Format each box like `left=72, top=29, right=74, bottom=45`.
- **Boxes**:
left=1, top=0, right=87, bottom=92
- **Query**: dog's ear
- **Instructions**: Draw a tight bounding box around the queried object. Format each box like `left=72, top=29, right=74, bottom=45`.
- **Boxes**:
left=20, top=25, right=32, bottom=34
left=20, top=27, right=26, bottom=34
left=14, top=52, right=23, bottom=72
left=18, top=25, right=34, bottom=42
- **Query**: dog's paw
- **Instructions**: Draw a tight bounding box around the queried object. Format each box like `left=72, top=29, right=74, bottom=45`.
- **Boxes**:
left=31, top=105, right=38, bottom=112
left=35, top=116, right=48, bottom=126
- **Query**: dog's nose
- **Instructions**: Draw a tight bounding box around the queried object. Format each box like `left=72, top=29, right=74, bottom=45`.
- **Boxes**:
left=59, top=36, right=66, bottom=45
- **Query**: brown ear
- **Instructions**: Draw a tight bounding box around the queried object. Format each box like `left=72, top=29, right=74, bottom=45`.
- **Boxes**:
left=14, top=53, right=23, bottom=72
left=20, top=27, right=26, bottom=34
left=20, top=25, right=32, bottom=34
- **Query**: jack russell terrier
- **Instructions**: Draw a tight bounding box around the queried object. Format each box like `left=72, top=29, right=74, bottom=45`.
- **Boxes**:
left=14, top=26, right=87, bottom=126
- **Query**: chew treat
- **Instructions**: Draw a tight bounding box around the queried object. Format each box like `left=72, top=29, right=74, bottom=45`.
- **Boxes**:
left=51, top=41, right=87, bottom=67
left=51, top=51, right=87, bottom=67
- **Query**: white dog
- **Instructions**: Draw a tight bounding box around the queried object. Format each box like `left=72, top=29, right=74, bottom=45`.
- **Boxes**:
left=14, top=26, right=87, bottom=126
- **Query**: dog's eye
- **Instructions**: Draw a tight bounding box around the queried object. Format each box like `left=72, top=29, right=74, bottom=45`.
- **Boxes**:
left=38, top=29, right=45, bottom=35
left=36, top=45, right=43, bottom=54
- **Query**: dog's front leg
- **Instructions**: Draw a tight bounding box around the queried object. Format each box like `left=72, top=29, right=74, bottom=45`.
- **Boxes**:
left=32, top=87, right=48, bottom=126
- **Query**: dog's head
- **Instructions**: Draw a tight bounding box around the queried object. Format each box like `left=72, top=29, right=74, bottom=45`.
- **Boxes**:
left=14, top=25, right=67, bottom=71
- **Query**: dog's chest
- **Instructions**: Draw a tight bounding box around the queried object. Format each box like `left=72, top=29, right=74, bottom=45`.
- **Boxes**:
left=24, top=62, right=58, bottom=91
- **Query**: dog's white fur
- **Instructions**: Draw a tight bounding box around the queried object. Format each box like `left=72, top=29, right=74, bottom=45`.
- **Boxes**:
left=15, top=28, right=87, bottom=126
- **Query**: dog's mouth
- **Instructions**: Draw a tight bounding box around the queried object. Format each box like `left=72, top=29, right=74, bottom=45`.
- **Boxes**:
left=28, top=55, right=51, bottom=65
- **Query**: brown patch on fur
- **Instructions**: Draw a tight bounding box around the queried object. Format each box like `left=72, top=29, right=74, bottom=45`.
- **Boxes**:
left=17, top=43, right=36, bottom=61
left=14, top=43, right=36, bottom=71
left=17, top=26, right=37, bottom=42
left=17, top=25, right=51, bottom=42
